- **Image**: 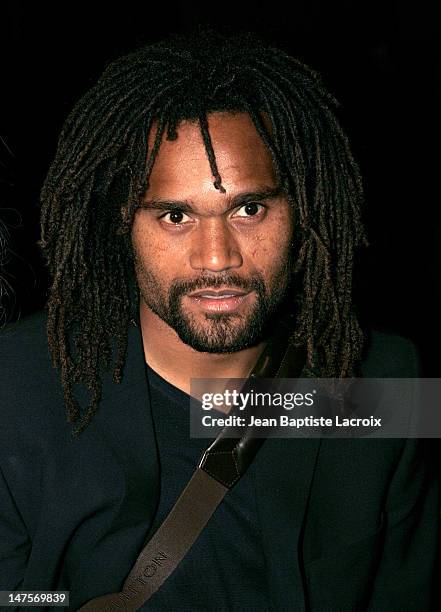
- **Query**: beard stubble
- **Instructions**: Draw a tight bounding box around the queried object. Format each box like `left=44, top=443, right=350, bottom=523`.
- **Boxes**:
left=133, top=249, right=293, bottom=353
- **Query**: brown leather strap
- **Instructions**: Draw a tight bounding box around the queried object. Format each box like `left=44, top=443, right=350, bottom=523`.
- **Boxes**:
left=80, top=318, right=305, bottom=611
left=79, top=468, right=228, bottom=611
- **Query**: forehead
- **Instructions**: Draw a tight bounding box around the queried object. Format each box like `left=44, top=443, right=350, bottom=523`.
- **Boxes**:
left=146, top=112, right=278, bottom=196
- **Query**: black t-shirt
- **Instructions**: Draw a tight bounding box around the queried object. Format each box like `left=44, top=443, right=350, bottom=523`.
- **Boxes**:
left=143, top=364, right=269, bottom=612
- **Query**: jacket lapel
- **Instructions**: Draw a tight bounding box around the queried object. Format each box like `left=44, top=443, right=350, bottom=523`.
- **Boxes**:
left=251, top=328, right=321, bottom=609
left=254, top=436, right=321, bottom=611
left=96, top=320, right=160, bottom=533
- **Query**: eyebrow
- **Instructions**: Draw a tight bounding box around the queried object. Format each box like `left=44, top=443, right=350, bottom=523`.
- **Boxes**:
left=139, top=186, right=284, bottom=215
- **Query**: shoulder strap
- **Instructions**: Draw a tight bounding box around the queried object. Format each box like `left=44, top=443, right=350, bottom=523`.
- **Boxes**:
left=78, top=468, right=227, bottom=611
left=80, top=320, right=304, bottom=611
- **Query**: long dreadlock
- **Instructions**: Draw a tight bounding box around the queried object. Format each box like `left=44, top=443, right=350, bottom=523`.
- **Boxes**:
left=40, top=29, right=367, bottom=436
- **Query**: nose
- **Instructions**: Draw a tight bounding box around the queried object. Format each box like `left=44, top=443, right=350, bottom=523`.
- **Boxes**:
left=190, top=218, right=243, bottom=272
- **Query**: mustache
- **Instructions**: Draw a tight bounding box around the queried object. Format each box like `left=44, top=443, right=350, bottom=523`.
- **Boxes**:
left=169, top=273, right=266, bottom=299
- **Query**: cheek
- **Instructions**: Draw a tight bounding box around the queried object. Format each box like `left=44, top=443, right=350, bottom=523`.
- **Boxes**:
left=243, top=210, right=293, bottom=271
left=132, top=216, right=167, bottom=262
left=131, top=217, right=188, bottom=294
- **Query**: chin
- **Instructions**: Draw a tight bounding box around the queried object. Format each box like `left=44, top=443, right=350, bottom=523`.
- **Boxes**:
left=182, top=339, right=261, bottom=355
left=174, top=317, right=265, bottom=355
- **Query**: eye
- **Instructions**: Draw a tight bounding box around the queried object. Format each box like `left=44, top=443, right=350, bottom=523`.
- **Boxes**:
left=161, top=210, right=192, bottom=225
left=232, top=202, right=265, bottom=218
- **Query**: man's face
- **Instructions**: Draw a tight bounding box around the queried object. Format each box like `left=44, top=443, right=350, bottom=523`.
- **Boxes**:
left=132, top=112, right=294, bottom=353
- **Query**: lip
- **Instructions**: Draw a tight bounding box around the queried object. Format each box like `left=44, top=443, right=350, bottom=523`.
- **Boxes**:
left=188, top=288, right=248, bottom=298
left=186, top=289, right=253, bottom=313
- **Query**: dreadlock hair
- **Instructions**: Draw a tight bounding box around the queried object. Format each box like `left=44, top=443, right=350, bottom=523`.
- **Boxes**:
left=40, top=29, right=367, bottom=436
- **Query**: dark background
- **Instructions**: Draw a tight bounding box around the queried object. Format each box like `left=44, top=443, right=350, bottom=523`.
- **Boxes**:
left=1, top=0, right=440, bottom=375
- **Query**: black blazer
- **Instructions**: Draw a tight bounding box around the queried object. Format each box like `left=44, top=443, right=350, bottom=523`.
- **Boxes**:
left=0, top=312, right=439, bottom=611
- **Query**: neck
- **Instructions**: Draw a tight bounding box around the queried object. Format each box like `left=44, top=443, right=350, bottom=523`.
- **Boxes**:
left=139, top=301, right=266, bottom=395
